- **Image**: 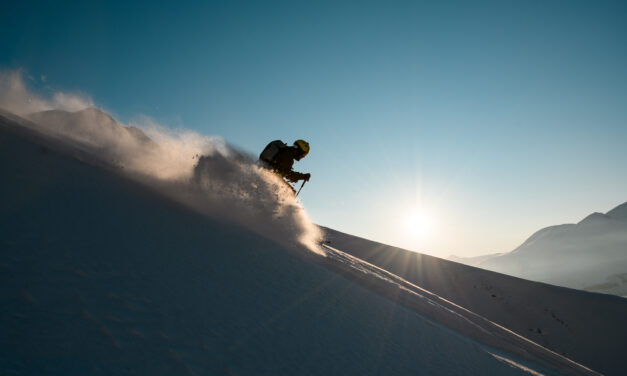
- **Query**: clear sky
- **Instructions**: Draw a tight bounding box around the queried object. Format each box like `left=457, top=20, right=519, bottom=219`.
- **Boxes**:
left=2, top=0, right=626, bottom=257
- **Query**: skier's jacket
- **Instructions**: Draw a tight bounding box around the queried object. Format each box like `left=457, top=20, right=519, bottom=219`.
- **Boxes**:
left=259, top=140, right=308, bottom=182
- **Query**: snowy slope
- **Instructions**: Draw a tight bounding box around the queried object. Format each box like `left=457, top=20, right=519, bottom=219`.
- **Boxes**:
left=0, top=110, right=599, bottom=375
left=450, top=204, right=627, bottom=296
left=323, top=228, right=627, bottom=375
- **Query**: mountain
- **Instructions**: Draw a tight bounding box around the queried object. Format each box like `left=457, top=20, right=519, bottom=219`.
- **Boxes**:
left=1, top=108, right=622, bottom=375
left=606, top=202, right=627, bottom=221
left=450, top=203, right=627, bottom=296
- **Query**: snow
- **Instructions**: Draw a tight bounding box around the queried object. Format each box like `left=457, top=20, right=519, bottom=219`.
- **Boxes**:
left=0, top=109, right=614, bottom=375
left=489, top=353, right=548, bottom=376
left=0, top=107, right=324, bottom=252
left=323, top=227, right=627, bottom=375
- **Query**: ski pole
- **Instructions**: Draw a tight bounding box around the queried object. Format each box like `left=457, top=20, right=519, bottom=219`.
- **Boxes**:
left=296, top=180, right=307, bottom=197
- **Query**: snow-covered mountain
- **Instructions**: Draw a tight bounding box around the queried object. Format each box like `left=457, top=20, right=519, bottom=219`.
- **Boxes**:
left=450, top=203, right=627, bottom=296
left=1, top=108, right=624, bottom=375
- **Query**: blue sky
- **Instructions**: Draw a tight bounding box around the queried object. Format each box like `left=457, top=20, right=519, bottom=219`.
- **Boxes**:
left=2, top=0, right=626, bottom=257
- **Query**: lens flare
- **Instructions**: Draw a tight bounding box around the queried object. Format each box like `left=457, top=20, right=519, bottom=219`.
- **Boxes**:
left=405, top=211, right=432, bottom=238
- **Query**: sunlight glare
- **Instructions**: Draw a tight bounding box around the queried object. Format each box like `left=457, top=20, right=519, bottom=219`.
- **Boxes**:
left=405, top=211, right=433, bottom=239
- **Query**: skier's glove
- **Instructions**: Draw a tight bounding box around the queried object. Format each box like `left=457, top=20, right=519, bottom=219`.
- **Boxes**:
left=304, top=173, right=311, bottom=182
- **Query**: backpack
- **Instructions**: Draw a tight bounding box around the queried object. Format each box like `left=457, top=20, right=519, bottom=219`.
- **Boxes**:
left=259, top=140, right=287, bottom=164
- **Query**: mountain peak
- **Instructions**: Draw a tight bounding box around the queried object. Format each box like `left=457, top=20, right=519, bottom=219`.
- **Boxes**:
left=606, top=201, right=627, bottom=221
left=578, top=212, right=610, bottom=225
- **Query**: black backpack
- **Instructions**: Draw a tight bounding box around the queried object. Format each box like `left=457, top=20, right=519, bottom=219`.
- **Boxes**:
left=259, top=140, right=287, bottom=164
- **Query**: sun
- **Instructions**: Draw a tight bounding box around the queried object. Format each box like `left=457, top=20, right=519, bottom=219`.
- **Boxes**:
left=405, top=211, right=432, bottom=238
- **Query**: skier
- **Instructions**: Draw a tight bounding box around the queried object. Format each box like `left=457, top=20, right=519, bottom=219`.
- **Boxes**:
left=259, top=139, right=311, bottom=194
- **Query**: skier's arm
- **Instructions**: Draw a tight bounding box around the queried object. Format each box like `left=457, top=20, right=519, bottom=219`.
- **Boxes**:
left=284, top=170, right=310, bottom=182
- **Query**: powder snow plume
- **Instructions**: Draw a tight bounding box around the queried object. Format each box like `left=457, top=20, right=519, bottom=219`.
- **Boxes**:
left=0, top=69, right=323, bottom=254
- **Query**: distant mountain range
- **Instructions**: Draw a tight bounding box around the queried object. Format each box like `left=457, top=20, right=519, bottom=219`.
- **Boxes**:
left=450, top=202, right=627, bottom=296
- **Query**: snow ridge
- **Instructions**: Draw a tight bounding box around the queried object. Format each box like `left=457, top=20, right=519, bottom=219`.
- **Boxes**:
left=0, top=107, right=322, bottom=252
left=0, top=71, right=322, bottom=252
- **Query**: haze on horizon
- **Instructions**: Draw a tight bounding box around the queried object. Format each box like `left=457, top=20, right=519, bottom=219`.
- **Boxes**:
left=1, top=0, right=626, bottom=258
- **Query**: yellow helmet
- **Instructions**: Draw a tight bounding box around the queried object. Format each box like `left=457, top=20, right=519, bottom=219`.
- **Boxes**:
left=294, top=139, right=310, bottom=157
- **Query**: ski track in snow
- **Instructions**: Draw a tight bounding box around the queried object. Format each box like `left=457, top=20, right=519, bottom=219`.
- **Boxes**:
left=321, top=244, right=600, bottom=376
left=489, top=353, right=547, bottom=376
left=325, top=245, right=491, bottom=334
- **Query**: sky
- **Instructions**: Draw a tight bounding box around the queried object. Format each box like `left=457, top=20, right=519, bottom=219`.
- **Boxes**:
left=2, top=0, right=626, bottom=258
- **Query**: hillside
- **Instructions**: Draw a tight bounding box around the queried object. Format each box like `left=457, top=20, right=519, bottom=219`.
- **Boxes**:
left=0, top=109, right=613, bottom=375
left=323, top=227, right=627, bottom=374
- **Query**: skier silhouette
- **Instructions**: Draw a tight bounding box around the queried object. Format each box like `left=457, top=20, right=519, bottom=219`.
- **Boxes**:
left=259, top=139, right=311, bottom=193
